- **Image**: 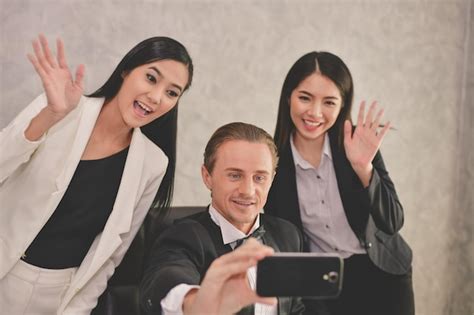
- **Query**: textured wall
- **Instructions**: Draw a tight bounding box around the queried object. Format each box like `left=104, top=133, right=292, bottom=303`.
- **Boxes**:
left=0, top=0, right=472, bottom=314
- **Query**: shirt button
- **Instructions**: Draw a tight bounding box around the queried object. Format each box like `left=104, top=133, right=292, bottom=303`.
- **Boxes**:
left=325, top=224, right=330, bottom=229
left=317, top=175, right=321, bottom=179
left=321, top=200, right=325, bottom=204
left=335, top=247, right=339, bottom=251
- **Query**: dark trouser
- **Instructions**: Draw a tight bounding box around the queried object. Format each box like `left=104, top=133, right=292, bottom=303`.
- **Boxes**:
left=304, top=254, right=414, bottom=315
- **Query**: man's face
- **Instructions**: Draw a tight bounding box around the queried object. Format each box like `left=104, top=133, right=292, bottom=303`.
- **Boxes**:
left=201, top=140, right=274, bottom=234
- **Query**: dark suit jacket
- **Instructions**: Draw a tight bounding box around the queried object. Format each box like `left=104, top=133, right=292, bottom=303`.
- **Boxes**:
left=265, top=128, right=412, bottom=275
left=140, top=211, right=305, bottom=315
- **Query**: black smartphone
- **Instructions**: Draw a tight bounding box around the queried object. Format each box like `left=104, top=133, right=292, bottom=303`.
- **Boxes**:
left=256, top=253, right=343, bottom=298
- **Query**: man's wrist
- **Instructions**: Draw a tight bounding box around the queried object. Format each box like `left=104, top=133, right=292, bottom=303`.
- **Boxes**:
left=182, top=288, right=199, bottom=314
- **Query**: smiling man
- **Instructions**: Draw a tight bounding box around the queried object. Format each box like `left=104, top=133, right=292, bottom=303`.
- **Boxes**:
left=140, top=122, right=305, bottom=315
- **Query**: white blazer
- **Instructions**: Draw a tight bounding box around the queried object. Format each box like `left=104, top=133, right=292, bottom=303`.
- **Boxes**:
left=0, top=94, right=168, bottom=314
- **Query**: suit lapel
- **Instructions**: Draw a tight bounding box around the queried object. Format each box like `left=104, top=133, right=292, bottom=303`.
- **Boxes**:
left=65, top=127, right=146, bottom=298
left=274, top=144, right=304, bottom=231
left=54, top=97, right=103, bottom=191
left=328, top=128, right=367, bottom=235
left=260, top=216, right=281, bottom=252
left=196, top=211, right=233, bottom=256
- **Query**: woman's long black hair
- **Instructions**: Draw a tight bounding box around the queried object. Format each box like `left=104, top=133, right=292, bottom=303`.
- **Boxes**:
left=88, top=37, right=194, bottom=219
left=274, top=51, right=353, bottom=151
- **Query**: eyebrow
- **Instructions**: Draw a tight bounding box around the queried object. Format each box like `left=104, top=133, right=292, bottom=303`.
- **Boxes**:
left=148, top=66, right=184, bottom=92
left=298, top=90, right=340, bottom=100
left=225, top=168, right=271, bottom=175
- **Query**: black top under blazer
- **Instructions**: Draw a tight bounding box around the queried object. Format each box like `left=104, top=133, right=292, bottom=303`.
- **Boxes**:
left=265, top=128, right=412, bottom=275
left=140, top=211, right=305, bottom=315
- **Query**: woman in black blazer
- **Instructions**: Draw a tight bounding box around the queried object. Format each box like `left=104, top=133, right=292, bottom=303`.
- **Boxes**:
left=265, top=52, right=414, bottom=315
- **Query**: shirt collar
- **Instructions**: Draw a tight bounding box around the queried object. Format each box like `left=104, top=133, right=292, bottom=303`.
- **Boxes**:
left=209, top=205, right=261, bottom=246
left=290, top=133, right=333, bottom=170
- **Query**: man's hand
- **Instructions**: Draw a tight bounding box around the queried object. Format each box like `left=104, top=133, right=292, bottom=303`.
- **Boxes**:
left=183, top=239, right=277, bottom=315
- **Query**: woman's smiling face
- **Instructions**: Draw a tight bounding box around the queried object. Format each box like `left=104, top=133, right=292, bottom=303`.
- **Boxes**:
left=114, top=59, right=189, bottom=128
left=290, top=72, right=342, bottom=143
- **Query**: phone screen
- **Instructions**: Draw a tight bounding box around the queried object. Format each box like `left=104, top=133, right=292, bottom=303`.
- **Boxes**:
left=256, top=253, right=343, bottom=298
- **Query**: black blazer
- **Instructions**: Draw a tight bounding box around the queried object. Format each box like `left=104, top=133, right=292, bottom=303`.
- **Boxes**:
left=265, top=128, right=412, bottom=275
left=140, top=211, right=305, bottom=315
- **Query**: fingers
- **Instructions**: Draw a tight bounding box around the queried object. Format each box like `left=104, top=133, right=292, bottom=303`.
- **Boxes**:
left=344, top=120, right=352, bottom=141
left=254, top=296, right=278, bottom=306
left=75, top=64, right=85, bottom=89
left=56, top=38, right=69, bottom=69
left=225, top=238, right=274, bottom=263
left=207, top=240, right=274, bottom=281
left=39, top=34, right=57, bottom=68
left=365, top=101, right=377, bottom=128
left=207, top=255, right=253, bottom=282
left=31, top=37, right=51, bottom=74
left=27, top=53, right=47, bottom=79
left=378, top=121, right=391, bottom=139
left=372, top=107, right=385, bottom=131
left=357, top=101, right=365, bottom=127
left=359, top=100, right=390, bottom=133
left=244, top=290, right=277, bottom=307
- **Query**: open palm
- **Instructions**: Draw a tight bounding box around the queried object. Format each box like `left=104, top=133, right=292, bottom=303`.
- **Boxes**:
left=344, top=101, right=391, bottom=168
left=27, top=34, right=84, bottom=117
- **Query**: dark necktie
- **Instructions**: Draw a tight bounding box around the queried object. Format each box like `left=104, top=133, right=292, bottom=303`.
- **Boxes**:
left=235, top=225, right=266, bottom=248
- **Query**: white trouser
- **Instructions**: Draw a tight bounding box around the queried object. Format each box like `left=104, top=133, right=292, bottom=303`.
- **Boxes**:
left=0, top=259, right=77, bottom=315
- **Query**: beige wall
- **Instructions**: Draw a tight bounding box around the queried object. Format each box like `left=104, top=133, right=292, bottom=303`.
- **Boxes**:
left=1, top=0, right=472, bottom=314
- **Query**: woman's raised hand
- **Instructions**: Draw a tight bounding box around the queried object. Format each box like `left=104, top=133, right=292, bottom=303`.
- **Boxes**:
left=343, top=101, right=391, bottom=184
left=27, top=34, right=85, bottom=119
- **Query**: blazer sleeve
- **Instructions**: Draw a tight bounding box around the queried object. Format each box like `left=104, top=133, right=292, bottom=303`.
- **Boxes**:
left=62, top=161, right=167, bottom=315
left=140, top=221, right=210, bottom=314
left=363, top=150, right=404, bottom=235
left=0, top=94, right=47, bottom=184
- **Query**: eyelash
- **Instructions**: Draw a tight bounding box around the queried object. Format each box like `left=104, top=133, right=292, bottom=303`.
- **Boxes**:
left=298, top=95, right=337, bottom=107
left=146, top=74, right=180, bottom=98
left=299, top=96, right=310, bottom=102
left=167, top=90, right=179, bottom=98
left=146, top=73, right=156, bottom=83
left=228, top=173, right=266, bottom=183
left=229, top=173, right=241, bottom=180
left=254, top=175, right=266, bottom=182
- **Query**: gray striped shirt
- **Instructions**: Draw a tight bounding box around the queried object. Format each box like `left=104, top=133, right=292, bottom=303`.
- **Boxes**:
left=290, top=134, right=365, bottom=258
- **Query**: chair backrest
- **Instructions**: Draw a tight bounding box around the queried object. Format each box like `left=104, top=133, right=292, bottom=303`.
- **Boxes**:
left=92, top=206, right=207, bottom=315
left=151, top=206, right=207, bottom=226
left=144, top=206, right=207, bottom=249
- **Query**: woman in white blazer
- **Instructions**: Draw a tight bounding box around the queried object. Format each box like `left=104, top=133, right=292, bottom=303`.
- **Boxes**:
left=0, top=34, right=194, bottom=314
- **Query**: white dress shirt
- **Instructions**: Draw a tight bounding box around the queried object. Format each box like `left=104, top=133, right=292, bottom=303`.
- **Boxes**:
left=160, top=205, right=277, bottom=315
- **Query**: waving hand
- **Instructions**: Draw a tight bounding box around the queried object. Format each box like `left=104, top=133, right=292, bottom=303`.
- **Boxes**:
left=344, top=101, right=391, bottom=186
left=27, top=34, right=85, bottom=119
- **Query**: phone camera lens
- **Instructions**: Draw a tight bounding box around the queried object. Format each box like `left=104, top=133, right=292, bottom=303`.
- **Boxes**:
left=323, top=271, right=339, bottom=283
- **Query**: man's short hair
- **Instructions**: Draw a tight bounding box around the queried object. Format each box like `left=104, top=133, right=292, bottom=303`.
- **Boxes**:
left=203, top=122, right=279, bottom=173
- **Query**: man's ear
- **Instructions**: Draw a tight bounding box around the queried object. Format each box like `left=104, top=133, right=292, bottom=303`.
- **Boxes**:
left=121, top=70, right=129, bottom=79
left=201, top=165, right=212, bottom=191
